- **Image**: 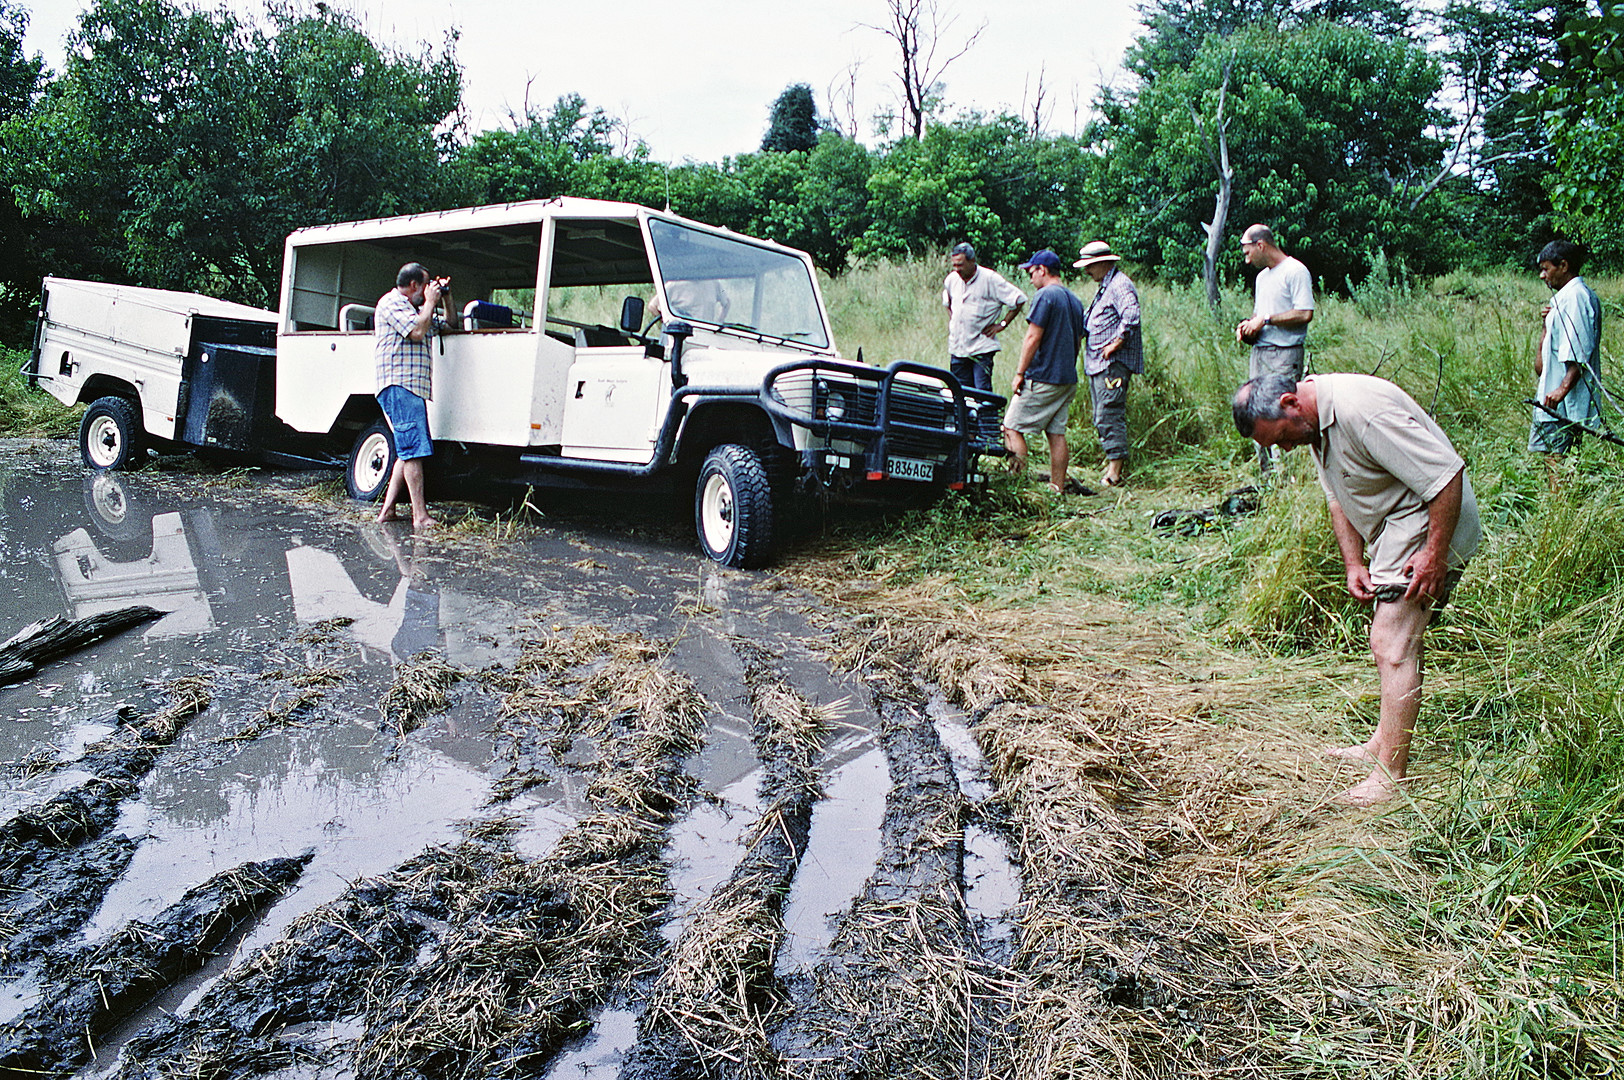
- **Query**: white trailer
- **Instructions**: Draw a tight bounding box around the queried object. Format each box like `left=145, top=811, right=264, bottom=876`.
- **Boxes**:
left=29, top=198, right=1007, bottom=567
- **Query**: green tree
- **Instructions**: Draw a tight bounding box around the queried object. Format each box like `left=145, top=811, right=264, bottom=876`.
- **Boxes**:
left=1540, top=2, right=1624, bottom=257
left=4, top=0, right=462, bottom=307
left=857, top=113, right=1093, bottom=266
left=1434, top=0, right=1583, bottom=263
left=0, top=1, right=47, bottom=342
left=456, top=94, right=627, bottom=204
left=761, top=83, right=820, bottom=152
left=1128, top=0, right=1412, bottom=80
left=1089, top=20, right=1448, bottom=289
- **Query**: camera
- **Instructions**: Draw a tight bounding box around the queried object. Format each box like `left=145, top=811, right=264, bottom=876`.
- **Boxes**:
left=431, top=276, right=451, bottom=292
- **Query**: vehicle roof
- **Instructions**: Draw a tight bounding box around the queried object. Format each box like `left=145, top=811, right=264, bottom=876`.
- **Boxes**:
left=286, top=197, right=808, bottom=258
left=44, top=276, right=278, bottom=322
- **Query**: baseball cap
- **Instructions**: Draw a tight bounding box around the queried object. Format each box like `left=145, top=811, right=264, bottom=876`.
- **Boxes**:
left=1017, top=249, right=1063, bottom=271
left=1074, top=240, right=1121, bottom=268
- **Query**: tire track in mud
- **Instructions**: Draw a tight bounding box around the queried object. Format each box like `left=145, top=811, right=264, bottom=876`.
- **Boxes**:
left=621, top=652, right=826, bottom=1080
left=864, top=613, right=1312, bottom=1078
left=1, top=691, right=209, bottom=974
left=0, top=854, right=310, bottom=1079
left=774, top=686, right=1005, bottom=1080
left=107, top=626, right=708, bottom=1080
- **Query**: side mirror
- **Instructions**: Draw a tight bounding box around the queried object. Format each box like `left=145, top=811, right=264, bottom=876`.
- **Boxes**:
left=619, top=295, right=645, bottom=335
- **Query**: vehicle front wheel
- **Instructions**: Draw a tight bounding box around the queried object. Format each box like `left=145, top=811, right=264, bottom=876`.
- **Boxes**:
left=347, top=419, right=396, bottom=501
left=695, top=444, right=774, bottom=568
left=80, top=396, right=145, bottom=470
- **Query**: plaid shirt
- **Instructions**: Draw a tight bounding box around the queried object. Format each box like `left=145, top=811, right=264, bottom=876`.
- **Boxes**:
left=374, top=289, right=433, bottom=399
left=1083, top=267, right=1142, bottom=376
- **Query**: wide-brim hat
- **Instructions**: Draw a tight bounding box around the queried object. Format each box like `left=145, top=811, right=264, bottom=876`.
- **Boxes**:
left=1074, top=240, right=1120, bottom=269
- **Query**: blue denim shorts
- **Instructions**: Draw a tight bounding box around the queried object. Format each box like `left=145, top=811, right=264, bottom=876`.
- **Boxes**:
left=377, top=385, right=433, bottom=460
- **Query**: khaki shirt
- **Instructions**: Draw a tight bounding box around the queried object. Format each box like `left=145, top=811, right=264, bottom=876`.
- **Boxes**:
left=1309, top=374, right=1481, bottom=586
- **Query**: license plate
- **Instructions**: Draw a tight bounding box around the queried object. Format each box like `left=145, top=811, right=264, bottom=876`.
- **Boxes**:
left=886, top=455, right=934, bottom=481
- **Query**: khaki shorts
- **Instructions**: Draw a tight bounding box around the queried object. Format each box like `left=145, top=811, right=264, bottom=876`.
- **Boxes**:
left=1003, top=380, right=1076, bottom=436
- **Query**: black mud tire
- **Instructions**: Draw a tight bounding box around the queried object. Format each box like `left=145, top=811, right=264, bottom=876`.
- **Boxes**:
left=82, top=472, right=152, bottom=552
left=347, top=419, right=396, bottom=502
left=694, top=444, right=774, bottom=568
left=79, top=395, right=145, bottom=471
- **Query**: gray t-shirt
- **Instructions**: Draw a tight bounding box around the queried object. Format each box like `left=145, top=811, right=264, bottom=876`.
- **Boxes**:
left=1308, top=373, right=1481, bottom=586
left=1252, top=255, right=1314, bottom=347
left=1025, top=283, right=1084, bottom=385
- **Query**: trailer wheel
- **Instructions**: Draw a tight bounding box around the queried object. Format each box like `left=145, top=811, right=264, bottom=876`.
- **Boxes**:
left=347, top=419, right=396, bottom=501
left=80, top=396, right=145, bottom=471
left=695, top=444, right=774, bottom=568
left=82, top=472, right=150, bottom=547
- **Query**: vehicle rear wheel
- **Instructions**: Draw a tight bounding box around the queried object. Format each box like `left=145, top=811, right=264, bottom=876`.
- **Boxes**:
left=80, top=396, right=145, bottom=470
left=695, top=443, right=774, bottom=568
left=347, top=419, right=396, bottom=501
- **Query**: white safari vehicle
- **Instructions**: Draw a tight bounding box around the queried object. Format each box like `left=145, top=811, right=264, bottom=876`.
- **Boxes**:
left=30, top=198, right=1006, bottom=567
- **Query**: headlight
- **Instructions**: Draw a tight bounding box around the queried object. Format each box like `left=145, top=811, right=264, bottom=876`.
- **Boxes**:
left=815, top=379, right=847, bottom=421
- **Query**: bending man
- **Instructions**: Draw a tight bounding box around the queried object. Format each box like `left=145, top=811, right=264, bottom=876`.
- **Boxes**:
left=1233, top=372, right=1481, bottom=806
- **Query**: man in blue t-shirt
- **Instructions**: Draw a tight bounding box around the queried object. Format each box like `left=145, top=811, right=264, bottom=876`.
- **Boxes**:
left=1002, top=250, right=1086, bottom=494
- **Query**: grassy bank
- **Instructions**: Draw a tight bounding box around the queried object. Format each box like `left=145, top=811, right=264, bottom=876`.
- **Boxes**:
left=810, top=260, right=1624, bottom=1076
left=0, top=345, right=78, bottom=437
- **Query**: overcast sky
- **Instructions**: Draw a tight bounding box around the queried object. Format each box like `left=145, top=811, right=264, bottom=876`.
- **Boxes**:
left=20, top=0, right=1142, bottom=162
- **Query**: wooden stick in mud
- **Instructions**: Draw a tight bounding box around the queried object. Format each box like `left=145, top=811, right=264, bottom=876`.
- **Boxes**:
left=0, top=607, right=164, bottom=688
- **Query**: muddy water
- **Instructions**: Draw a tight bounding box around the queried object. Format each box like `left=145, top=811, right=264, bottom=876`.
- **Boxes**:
left=0, top=440, right=1019, bottom=1077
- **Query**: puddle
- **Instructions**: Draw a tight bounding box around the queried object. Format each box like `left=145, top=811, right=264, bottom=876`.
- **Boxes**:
left=927, top=692, right=1022, bottom=952
left=1, top=441, right=983, bottom=1075
left=539, top=1006, right=641, bottom=1080
left=776, top=737, right=888, bottom=973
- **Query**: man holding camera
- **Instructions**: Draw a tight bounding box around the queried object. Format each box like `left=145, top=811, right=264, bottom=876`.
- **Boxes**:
left=375, top=262, right=448, bottom=529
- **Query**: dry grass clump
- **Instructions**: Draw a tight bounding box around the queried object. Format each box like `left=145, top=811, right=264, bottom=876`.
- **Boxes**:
left=783, top=885, right=1001, bottom=1080
left=380, top=652, right=460, bottom=735
left=782, top=567, right=1553, bottom=1078
left=633, top=661, right=828, bottom=1077
left=355, top=626, right=707, bottom=1078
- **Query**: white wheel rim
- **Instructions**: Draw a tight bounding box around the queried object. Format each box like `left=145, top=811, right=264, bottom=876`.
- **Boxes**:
left=86, top=414, right=123, bottom=468
left=700, top=471, right=736, bottom=552
left=89, top=474, right=130, bottom=526
left=354, top=431, right=391, bottom=493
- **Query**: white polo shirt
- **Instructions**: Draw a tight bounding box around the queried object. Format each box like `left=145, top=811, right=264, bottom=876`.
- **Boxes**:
left=943, top=267, right=1025, bottom=357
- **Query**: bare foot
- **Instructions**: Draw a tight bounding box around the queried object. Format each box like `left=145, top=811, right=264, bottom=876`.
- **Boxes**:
left=412, top=515, right=438, bottom=530
left=1336, top=771, right=1405, bottom=807
left=376, top=506, right=402, bottom=524
left=1325, top=744, right=1377, bottom=764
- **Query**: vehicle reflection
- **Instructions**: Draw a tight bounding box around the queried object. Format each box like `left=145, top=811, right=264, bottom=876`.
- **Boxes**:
left=57, top=473, right=454, bottom=662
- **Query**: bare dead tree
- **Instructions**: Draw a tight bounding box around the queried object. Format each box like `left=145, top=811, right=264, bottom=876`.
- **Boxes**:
left=1403, top=55, right=1551, bottom=210
left=826, top=59, right=864, bottom=138
left=1190, top=63, right=1234, bottom=316
left=864, top=0, right=986, bottom=139
left=1021, top=66, right=1050, bottom=136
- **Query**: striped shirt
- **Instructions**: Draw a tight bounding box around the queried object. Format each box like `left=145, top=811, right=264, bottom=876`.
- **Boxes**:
left=374, top=289, right=433, bottom=399
left=1083, top=267, right=1142, bottom=376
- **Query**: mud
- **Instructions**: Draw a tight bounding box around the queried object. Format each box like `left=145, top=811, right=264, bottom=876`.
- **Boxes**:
left=0, top=441, right=1044, bottom=1079
left=0, top=854, right=309, bottom=1077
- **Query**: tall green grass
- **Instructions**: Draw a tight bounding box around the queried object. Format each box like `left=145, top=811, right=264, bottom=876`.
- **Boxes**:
left=0, top=345, right=79, bottom=437
left=820, top=260, right=1624, bottom=1076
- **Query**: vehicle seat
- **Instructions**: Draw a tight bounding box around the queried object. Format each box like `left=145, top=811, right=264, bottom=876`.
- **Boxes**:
left=339, top=304, right=375, bottom=332
left=463, top=300, right=514, bottom=329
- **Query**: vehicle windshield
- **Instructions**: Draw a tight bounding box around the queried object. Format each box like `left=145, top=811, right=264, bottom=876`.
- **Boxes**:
left=647, top=219, right=829, bottom=349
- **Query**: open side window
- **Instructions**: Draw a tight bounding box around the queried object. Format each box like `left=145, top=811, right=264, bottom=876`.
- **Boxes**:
left=285, top=222, right=545, bottom=333
left=538, top=217, right=656, bottom=349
